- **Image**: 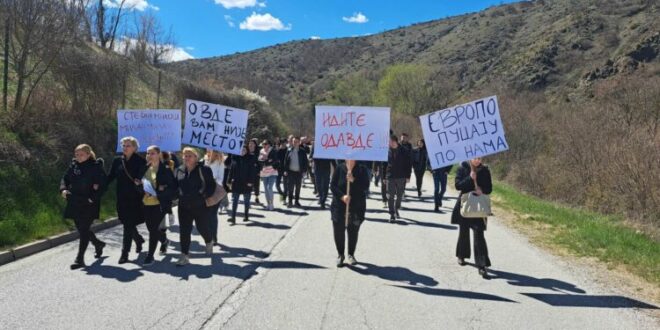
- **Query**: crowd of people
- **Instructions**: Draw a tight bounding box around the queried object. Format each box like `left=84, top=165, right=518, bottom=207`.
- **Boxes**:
left=59, top=132, right=493, bottom=277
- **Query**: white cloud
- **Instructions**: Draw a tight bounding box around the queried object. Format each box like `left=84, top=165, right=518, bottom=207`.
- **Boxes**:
left=310, top=36, right=321, bottom=40
left=342, top=12, right=368, bottom=24
left=214, top=0, right=266, bottom=9
left=113, top=37, right=194, bottom=63
left=239, top=12, right=291, bottom=31
left=224, top=15, right=236, bottom=28
left=185, top=46, right=195, bottom=51
left=103, top=0, right=159, bottom=11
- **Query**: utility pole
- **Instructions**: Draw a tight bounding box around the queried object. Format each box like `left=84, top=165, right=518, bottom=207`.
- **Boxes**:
left=156, top=70, right=161, bottom=108
left=3, top=14, right=10, bottom=112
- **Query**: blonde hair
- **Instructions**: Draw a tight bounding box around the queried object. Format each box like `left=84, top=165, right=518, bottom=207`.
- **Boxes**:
left=120, top=136, right=139, bottom=149
left=182, top=147, right=199, bottom=159
left=208, top=150, right=224, bottom=163
left=147, top=145, right=161, bottom=154
left=75, top=144, right=96, bottom=160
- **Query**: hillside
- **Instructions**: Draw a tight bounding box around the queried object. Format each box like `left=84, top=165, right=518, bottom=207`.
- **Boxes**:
left=165, top=0, right=660, bottom=234
left=166, top=0, right=659, bottom=121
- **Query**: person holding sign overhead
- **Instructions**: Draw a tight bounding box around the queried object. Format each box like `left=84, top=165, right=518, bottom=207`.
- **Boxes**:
left=330, top=160, right=370, bottom=267
left=107, top=136, right=147, bottom=264
left=174, top=148, right=217, bottom=266
left=452, top=157, right=493, bottom=278
left=139, top=145, right=177, bottom=266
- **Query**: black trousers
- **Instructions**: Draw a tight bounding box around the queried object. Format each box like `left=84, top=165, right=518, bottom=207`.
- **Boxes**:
left=414, top=168, right=425, bottom=194
left=276, top=173, right=285, bottom=195
left=315, top=169, right=331, bottom=206
left=143, top=205, right=167, bottom=257
left=286, top=171, right=302, bottom=203
left=253, top=176, right=261, bottom=200
left=380, top=178, right=388, bottom=203
left=456, top=223, right=491, bottom=268
left=121, top=223, right=144, bottom=255
left=74, top=217, right=101, bottom=260
left=178, top=205, right=212, bottom=255
left=332, top=220, right=360, bottom=256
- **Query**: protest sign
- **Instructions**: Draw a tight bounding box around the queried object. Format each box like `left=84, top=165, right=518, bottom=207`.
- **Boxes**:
left=182, top=99, right=249, bottom=155
left=116, top=109, right=181, bottom=152
left=313, top=105, right=390, bottom=161
left=420, top=95, right=509, bottom=169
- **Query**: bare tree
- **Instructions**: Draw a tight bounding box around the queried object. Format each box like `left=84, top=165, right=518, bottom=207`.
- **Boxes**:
left=128, top=12, right=176, bottom=66
left=91, top=0, right=127, bottom=50
left=5, top=0, right=81, bottom=113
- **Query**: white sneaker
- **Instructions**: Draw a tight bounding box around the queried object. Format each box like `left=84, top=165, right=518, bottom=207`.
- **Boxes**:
left=176, top=254, right=189, bottom=266
left=168, top=214, right=176, bottom=227
left=206, top=242, right=213, bottom=255
left=347, top=255, right=358, bottom=265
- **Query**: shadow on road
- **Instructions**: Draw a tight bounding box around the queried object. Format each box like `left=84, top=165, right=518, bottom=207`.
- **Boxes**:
left=521, top=293, right=659, bottom=309
left=392, top=285, right=518, bottom=303
left=488, top=269, right=586, bottom=293
left=365, top=217, right=457, bottom=230
left=83, top=257, right=144, bottom=282
left=347, top=262, right=438, bottom=286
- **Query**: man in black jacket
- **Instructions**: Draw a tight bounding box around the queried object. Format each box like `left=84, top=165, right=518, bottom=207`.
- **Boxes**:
left=283, top=137, right=309, bottom=207
left=312, top=146, right=336, bottom=209
left=384, top=135, right=412, bottom=223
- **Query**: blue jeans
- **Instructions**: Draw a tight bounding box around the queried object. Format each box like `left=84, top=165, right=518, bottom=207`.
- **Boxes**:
left=432, top=171, right=448, bottom=206
left=262, top=175, right=277, bottom=204
left=232, top=192, right=251, bottom=218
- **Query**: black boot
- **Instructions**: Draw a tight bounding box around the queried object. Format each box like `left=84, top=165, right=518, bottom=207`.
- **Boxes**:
left=94, top=241, right=106, bottom=259
left=118, top=252, right=129, bottom=264
left=70, top=256, right=85, bottom=270
left=135, top=236, right=144, bottom=254
left=243, top=211, right=249, bottom=222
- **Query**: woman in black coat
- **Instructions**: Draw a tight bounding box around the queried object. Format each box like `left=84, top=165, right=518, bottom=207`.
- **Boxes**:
left=174, top=147, right=217, bottom=266
left=227, top=145, right=258, bottom=224
left=59, top=144, right=107, bottom=269
left=330, top=160, right=370, bottom=267
left=412, top=139, right=429, bottom=198
left=107, top=136, right=147, bottom=264
left=138, top=145, right=177, bottom=266
left=452, top=158, right=493, bottom=278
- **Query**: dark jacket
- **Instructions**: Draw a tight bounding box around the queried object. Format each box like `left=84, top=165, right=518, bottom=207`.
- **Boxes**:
left=330, top=162, right=370, bottom=225
left=107, top=154, right=147, bottom=205
left=60, top=158, right=106, bottom=220
left=174, top=161, right=216, bottom=210
left=140, top=162, right=177, bottom=213
left=259, top=148, right=280, bottom=170
left=227, top=155, right=258, bottom=194
left=283, top=148, right=309, bottom=174
left=412, top=147, right=428, bottom=172
left=451, top=161, right=492, bottom=229
left=385, top=145, right=413, bottom=179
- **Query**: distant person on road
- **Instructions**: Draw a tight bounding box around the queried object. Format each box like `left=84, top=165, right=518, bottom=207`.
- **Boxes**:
left=60, top=144, right=107, bottom=270
left=432, top=163, right=453, bottom=212
left=227, top=145, right=258, bottom=224
left=107, top=136, right=147, bottom=264
left=453, top=157, right=493, bottom=278
left=330, top=160, right=370, bottom=267
left=283, top=136, right=309, bottom=208
left=385, top=134, right=412, bottom=223
left=247, top=139, right=262, bottom=205
left=412, top=139, right=428, bottom=198
left=275, top=139, right=288, bottom=200
left=138, top=145, right=176, bottom=266
left=174, top=147, right=217, bottom=266
left=258, top=139, right=279, bottom=211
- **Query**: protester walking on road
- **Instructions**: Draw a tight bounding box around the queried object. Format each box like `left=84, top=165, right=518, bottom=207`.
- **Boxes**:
left=385, top=135, right=412, bottom=223
left=283, top=137, right=309, bottom=208
left=174, top=148, right=217, bottom=266
left=248, top=139, right=262, bottom=205
left=412, top=139, right=428, bottom=198
left=258, top=140, right=279, bottom=211
left=227, top=146, right=258, bottom=224
left=453, top=157, right=493, bottom=278
left=60, top=144, right=107, bottom=270
left=107, top=136, right=147, bottom=264
left=330, top=160, right=370, bottom=267
left=139, top=145, right=177, bottom=266
left=204, top=150, right=226, bottom=245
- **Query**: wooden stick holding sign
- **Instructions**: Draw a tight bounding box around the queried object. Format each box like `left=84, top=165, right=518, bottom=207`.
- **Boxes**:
left=344, top=160, right=356, bottom=227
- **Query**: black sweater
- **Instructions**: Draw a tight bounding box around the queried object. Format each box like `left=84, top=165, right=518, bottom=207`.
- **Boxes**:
left=385, top=146, right=413, bottom=179
left=107, top=154, right=147, bottom=205
left=174, top=161, right=216, bottom=209
left=60, top=158, right=106, bottom=220
left=330, top=163, right=370, bottom=223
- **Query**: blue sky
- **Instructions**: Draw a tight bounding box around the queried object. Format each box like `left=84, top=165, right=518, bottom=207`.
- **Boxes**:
left=120, top=0, right=521, bottom=61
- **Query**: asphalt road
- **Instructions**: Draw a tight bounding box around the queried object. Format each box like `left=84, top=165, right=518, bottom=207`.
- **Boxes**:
left=0, top=175, right=657, bottom=330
